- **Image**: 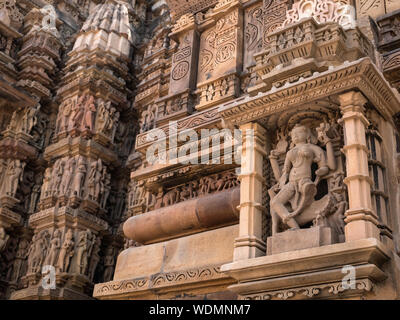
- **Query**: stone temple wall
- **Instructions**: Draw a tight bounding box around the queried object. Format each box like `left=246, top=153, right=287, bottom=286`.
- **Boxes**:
left=0, top=0, right=399, bottom=300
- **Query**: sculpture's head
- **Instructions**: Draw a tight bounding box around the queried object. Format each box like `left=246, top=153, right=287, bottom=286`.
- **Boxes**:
left=290, top=124, right=312, bottom=145
left=66, top=229, right=73, bottom=239
left=53, top=229, right=61, bottom=238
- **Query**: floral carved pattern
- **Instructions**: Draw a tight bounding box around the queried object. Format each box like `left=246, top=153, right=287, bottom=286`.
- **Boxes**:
left=242, top=279, right=374, bottom=300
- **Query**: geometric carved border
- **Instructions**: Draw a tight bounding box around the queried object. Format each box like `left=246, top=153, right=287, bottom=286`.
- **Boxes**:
left=93, top=265, right=230, bottom=299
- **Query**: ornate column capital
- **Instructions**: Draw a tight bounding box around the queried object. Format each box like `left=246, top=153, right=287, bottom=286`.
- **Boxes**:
left=339, top=91, right=367, bottom=108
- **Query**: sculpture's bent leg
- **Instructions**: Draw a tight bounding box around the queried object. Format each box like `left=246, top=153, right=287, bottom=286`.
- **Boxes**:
left=270, top=184, right=299, bottom=230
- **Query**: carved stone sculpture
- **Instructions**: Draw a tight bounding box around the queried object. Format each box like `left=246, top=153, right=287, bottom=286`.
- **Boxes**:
left=100, top=169, right=111, bottom=209
left=11, top=239, right=29, bottom=282
left=56, top=229, right=75, bottom=273
left=21, top=104, right=40, bottom=135
left=29, top=174, right=42, bottom=214
left=82, top=95, right=96, bottom=131
left=103, top=246, right=115, bottom=282
left=52, top=159, right=65, bottom=196
left=60, top=157, right=76, bottom=196
left=59, top=99, right=72, bottom=133
left=44, top=229, right=61, bottom=267
left=87, top=237, right=101, bottom=282
left=0, top=227, right=9, bottom=252
left=269, top=124, right=335, bottom=235
left=73, top=229, right=92, bottom=274
left=70, top=95, right=85, bottom=131
left=96, top=100, right=111, bottom=133
left=72, top=157, right=86, bottom=197
left=3, top=160, right=25, bottom=198
left=87, top=159, right=103, bottom=201
left=40, top=167, right=52, bottom=200
left=26, top=230, right=49, bottom=274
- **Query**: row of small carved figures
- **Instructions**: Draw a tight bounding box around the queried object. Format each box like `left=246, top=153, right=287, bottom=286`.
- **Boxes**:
left=127, top=170, right=240, bottom=210
left=0, top=228, right=117, bottom=285
left=39, top=157, right=111, bottom=209
left=154, top=170, right=240, bottom=209
left=54, top=95, right=119, bottom=140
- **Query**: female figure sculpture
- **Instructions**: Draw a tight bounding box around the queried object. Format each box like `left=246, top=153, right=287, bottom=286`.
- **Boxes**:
left=0, top=227, right=9, bottom=252
left=72, top=157, right=86, bottom=197
left=4, top=160, right=25, bottom=197
left=56, top=229, right=74, bottom=273
left=269, top=124, right=335, bottom=235
left=44, top=229, right=61, bottom=267
left=74, top=229, right=91, bottom=274
left=82, top=95, right=96, bottom=131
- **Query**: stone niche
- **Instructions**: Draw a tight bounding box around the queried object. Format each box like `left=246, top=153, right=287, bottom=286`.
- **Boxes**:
left=265, top=116, right=346, bottom=255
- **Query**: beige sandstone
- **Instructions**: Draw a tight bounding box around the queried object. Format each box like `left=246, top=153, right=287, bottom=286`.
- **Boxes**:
left=0, top=0, right=400, bottom=301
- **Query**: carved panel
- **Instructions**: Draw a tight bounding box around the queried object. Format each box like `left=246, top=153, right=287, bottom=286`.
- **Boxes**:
left=356, top=0, right=385, bottom=18
left=244, top=4, right=263, bottom=70
left=169, top=29, right=199, bottom=95
left=197, top=10, right=240, bottom=84
left=386, top=0, right=400, bottom=12
left=263, top=0, right=290, bottom=48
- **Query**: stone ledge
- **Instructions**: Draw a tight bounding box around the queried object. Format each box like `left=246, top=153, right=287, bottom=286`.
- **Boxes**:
left=93, top=264, right=234, bottom=300
left=221, top=238, right=390, bottom=280
left=221, top=238, right=391, bottom=300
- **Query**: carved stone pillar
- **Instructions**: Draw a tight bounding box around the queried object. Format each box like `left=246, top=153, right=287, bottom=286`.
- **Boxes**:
left=234, top=122, right=267, bottom=261
left=339, top=91, right=380, bottom=241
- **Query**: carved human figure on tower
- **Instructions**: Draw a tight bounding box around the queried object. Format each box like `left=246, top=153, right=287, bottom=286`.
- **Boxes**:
left=70, top=95, right=85, bottom=131
left=27, top=231, right=49, bottom=274
left=100, top=169, right=111, bottom=209
left=60, top=99, right=72, bottom=133
left=60, top=157, right=76, bottom=196
left=269, top=124, right=335, bottom=235
left=29, top=173, right=42, bottom=213
left=87, top=237, right=101, bottom=282
left=103, top=246, right=115, bottom=282
left=82, top=95, right=96, bottom=131
left=21, top=104, right=40, bottom=135
left=0, top=227, right=10, bottom=252
left=11, top=239, right=29, bottom=282
left=44, top=229, right=62, bottom=267
left=96, top=100, right=110, bottom=133
left=52, top=159, right=65, bottom=196
left=87, top=159, right=102, bottom=201
left=40, top=167, right=52, bottom=200
left=74, top=229, right=92, bottom=274
left=4, top=159, right=25, bottom=198
left=72, top=156, right=86, bottom=197
left=56, top=229, right=74, bottom=273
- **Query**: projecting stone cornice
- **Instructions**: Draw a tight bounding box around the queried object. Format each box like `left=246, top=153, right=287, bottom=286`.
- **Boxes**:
left=219, top=58, right=400, bottom=126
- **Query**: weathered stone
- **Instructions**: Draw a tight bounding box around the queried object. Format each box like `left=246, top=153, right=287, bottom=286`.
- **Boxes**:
left=266, top=226, right=337, bottom=255
left=0, top=0, right=400, bottom=302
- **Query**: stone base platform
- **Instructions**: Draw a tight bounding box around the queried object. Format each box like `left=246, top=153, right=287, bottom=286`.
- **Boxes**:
left=267, top=226, right=338, bottom=255
left=221, top=238, right=395, bottom=300
left=9, top=285, right=94, bottom=300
